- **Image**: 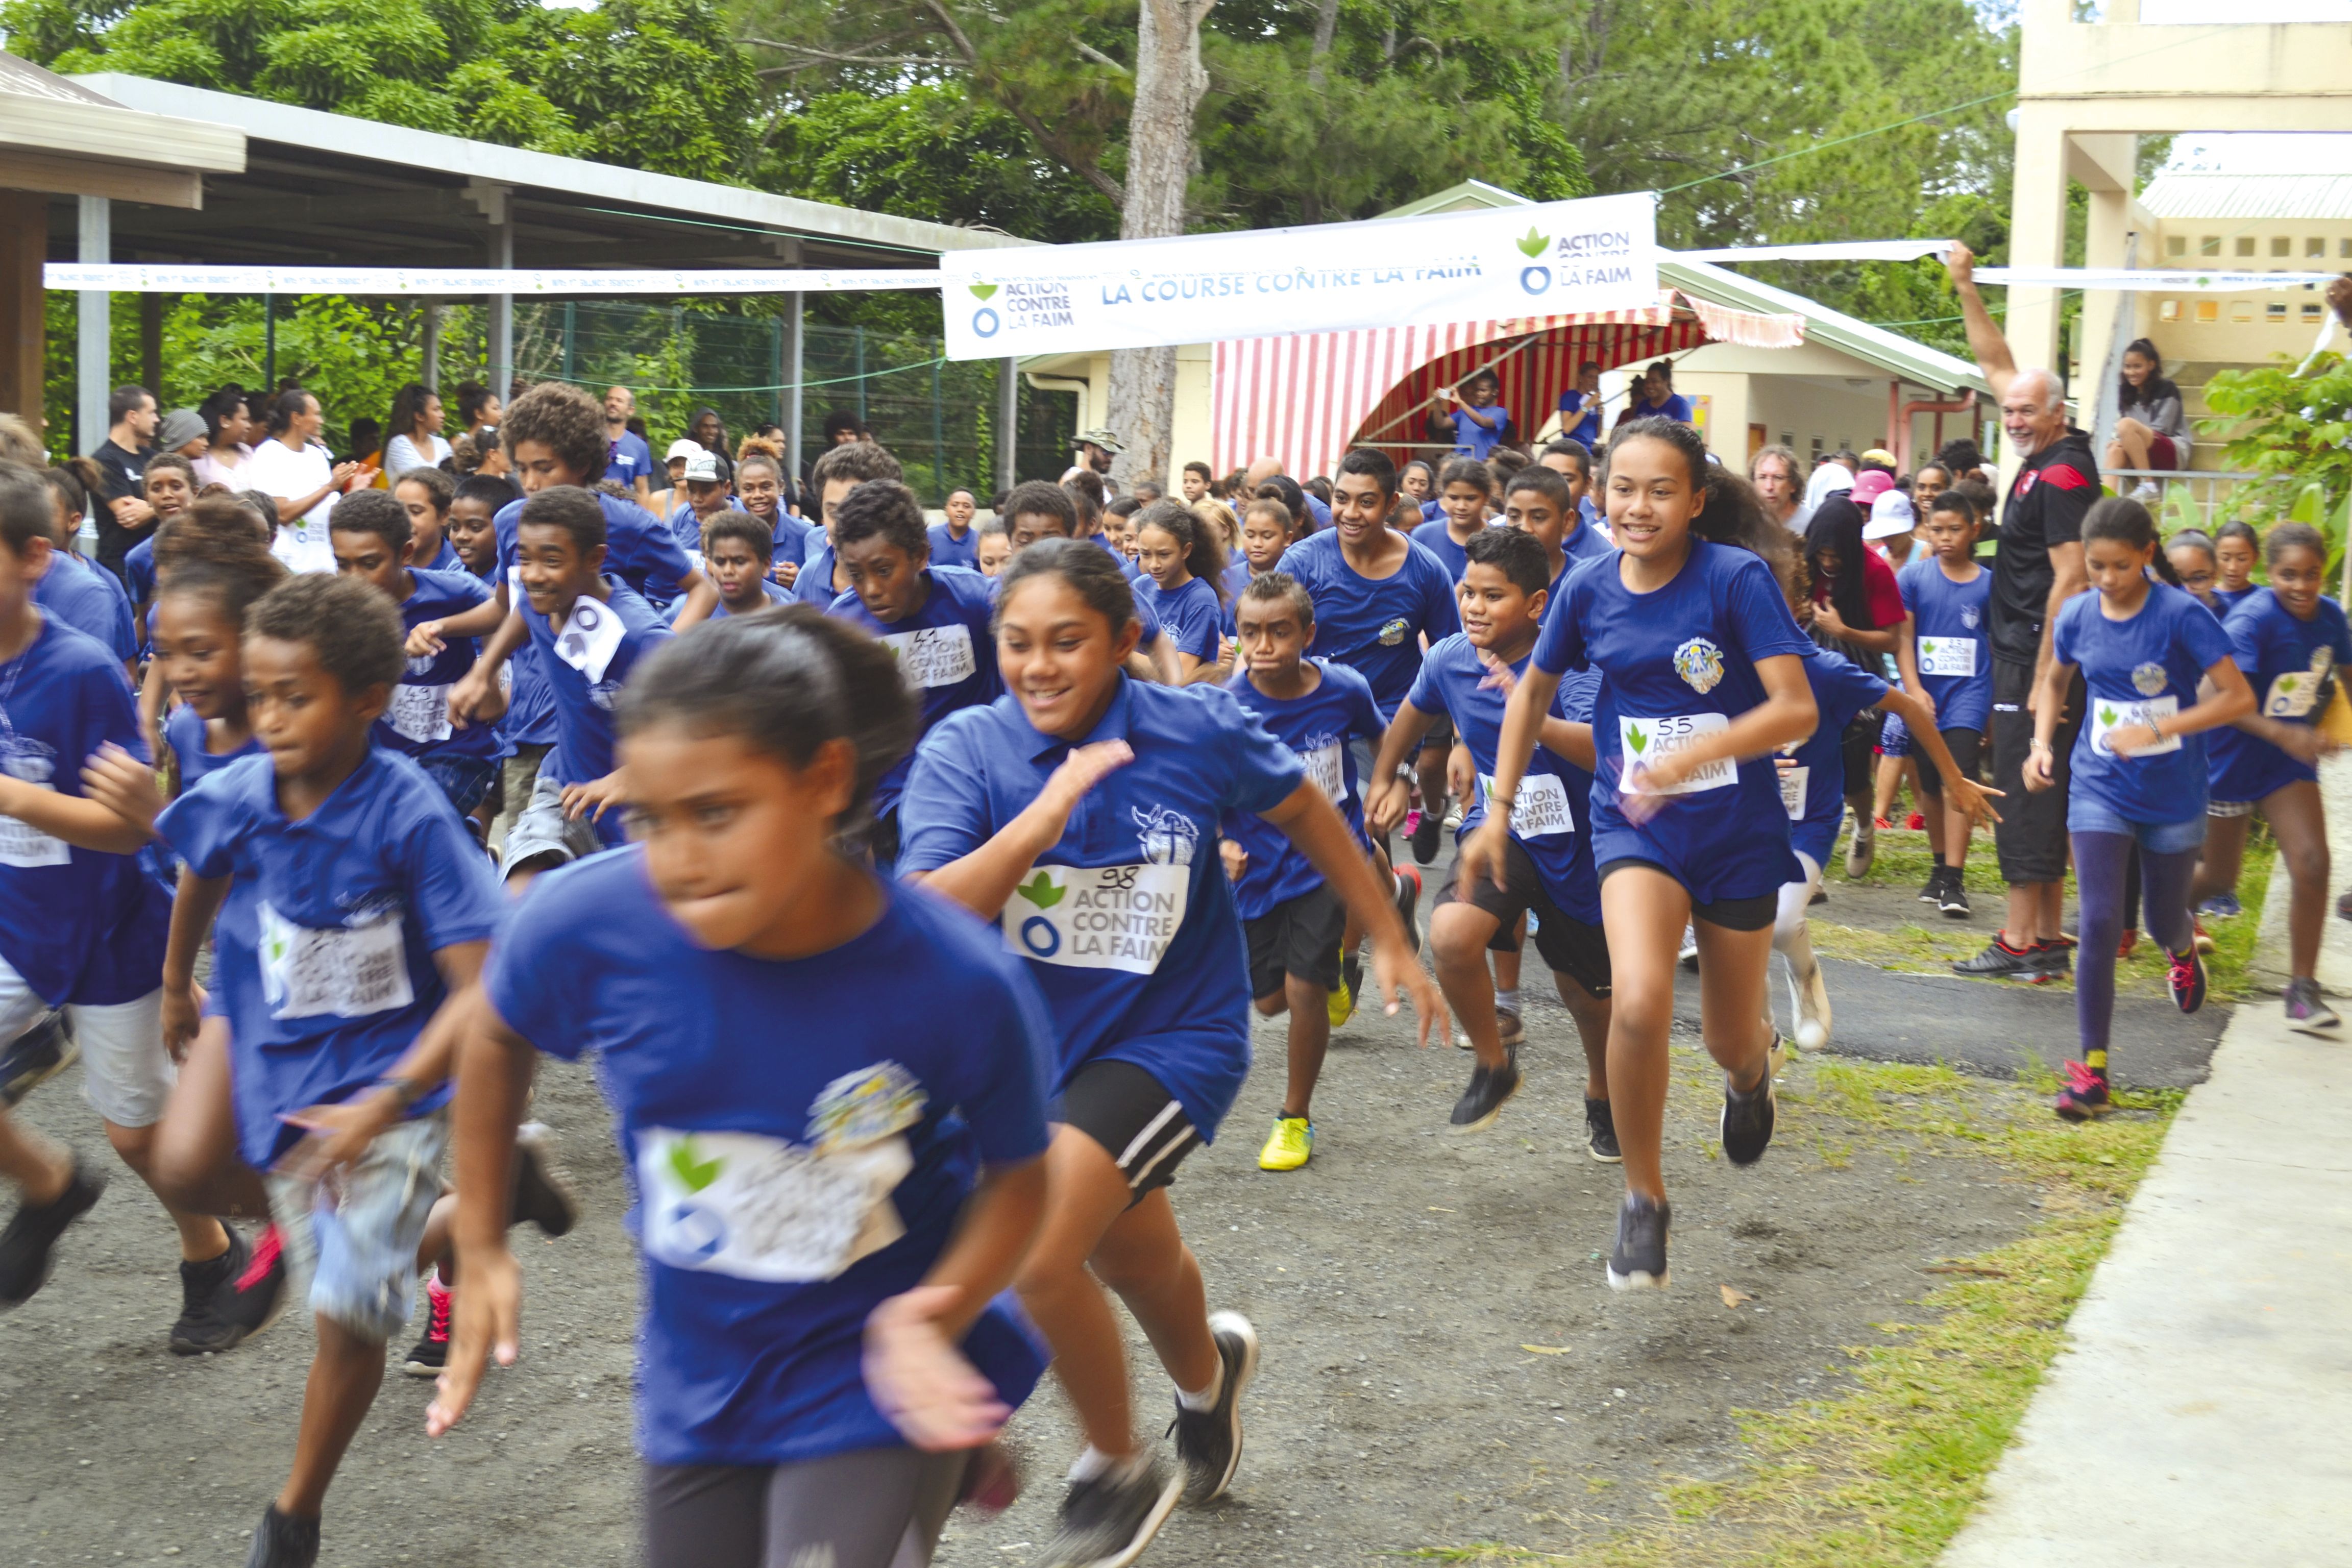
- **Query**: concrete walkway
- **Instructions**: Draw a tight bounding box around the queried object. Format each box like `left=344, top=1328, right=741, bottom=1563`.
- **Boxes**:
left=1942, top=763, right=2352, bottom=1566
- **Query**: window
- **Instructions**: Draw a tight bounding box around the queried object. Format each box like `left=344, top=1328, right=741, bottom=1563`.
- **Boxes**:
left=2311, top=237, right=2329, bottom=258
left=2306, top=303, right=2326, bottom=323
left=2160, top=299, right=2183, bottom=322
left=2200, top=236, right=2220, bottom=256
left=2195, top=300, right=2219, bottom=323
left=2166, top=235, right=2187, bottom=258
left=2231, top=301, right=2256, bottom=323
left=2273, top=236, right=2292, bottom=257
left=2269, top=303, right=2290, bottom=322
left=2341, top=238, right=2352, bottom=260
left=2236, top=236, right=2257, bottom=258
left=1778, top=431, right=1793, bottom=448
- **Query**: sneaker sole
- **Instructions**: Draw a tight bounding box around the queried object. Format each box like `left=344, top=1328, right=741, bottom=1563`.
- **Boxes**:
left=1081, top=1472, right=1186, bottom=1568
left=170, top=1284, right=286, bottom=1357
left=1586, top=1142, right=1623, bottom=1164
left=1447, top=1075, right=1519, bottom=1134
left=1190, top=1311, right=1259, bottom=1503
left=1605, top=1262, right=1670, bottom=1292
left=401, top=1354, right=447, bottom=1379
left=2288, top=1010, right=2343, bottom=1037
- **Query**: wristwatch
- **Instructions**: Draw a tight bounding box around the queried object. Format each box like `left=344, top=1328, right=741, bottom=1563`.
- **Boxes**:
left=375, top=1075, right=421, bottom=1111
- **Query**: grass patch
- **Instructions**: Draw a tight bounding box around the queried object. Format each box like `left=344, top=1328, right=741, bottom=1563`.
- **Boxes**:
left=1406, top=1057, right=2178, bottom=1568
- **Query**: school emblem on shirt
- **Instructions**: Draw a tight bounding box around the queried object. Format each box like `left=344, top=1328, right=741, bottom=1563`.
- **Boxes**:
left=1673, top=638, right=1725, bottom=695
left=2131, top=660, right=2168, bottom=697
left=404, top=652, right=436, bottom=678
left=1961, top=605, right=1981, bottom=629
left=0, top=739, right=56, bottom=783
left=1132, top=804, right=1199, bottom=866
left=1377, top=616, right=1409, bottom=647
left=805, top=1061, right=926, bottom=1153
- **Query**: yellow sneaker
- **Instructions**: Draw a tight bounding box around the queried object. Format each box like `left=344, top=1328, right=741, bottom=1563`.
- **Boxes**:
left=1258, top=1116, right=1314, bottom=1171
left=1326, top=971, right=1355, bottom=1027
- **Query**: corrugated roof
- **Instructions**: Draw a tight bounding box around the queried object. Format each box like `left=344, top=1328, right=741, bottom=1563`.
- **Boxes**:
left=2140, top=173, right=2352, bottom=222
left=0, top=51, right=118, bottom=106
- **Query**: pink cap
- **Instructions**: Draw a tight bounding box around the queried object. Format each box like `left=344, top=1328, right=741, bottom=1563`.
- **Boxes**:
left=1848, top=471, right=1897, bottom=506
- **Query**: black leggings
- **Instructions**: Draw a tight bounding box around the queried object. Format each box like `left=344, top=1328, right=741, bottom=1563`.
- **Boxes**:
left=2071, top=832, right=2197, bottom=1065
left=645, top=1448, right=968, bottom=1568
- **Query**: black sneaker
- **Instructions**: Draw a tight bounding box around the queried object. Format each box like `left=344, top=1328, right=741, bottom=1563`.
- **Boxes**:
left=1392, top=867, right=1422, bottom=955
left=509, top=1124, right=579, bottom=1238
left=1171, top=1310, right=1258, bottom=1504
left=404, top=1275, right=453, bottom=1377
left=2286, top=977, right=2342, bottom=1036
left=172, top=1227, right=271, bottom=1356
left=1410, top=805, right=1443, bottom=865
left=1341, top=952, right=1363, bottom=1015
left=2167, top=943, right=2207, bottom=1015
left=1720, top=1050, right=1779, bottom=1166
left=1606, top=1193, right=1671, bottom=1291
left=1449, top=1045, right=1520, bottom=1132
left=1033, top=1458, right=1183, bottom=1568
left=244, top=1504, right=320, bottom=1568
left=1919, top=866, right=1948, bottom=905
left=1808, top=884, right=1828, bottom=906
left=1952, top=936, right=2044, bottom=982
left=1584, top=1097, right=1622, bottom=1163
left=1938, top=873, right=1972, bottom=919
left=0, top=1156, right=105, bottom=1308
left=0, top=1011, right=76, bottom=1109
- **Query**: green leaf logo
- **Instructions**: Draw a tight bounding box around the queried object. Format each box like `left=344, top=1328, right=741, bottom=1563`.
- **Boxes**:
left=968, top=282, right=999, bottom=301
left=2279, top=674, right=2300, bottom=692
left=2099, top=704, right=2119, bottom=727
left=1515, top=227, right=1549, bottom=259
left=1921, top=639, right=1938, bottom=657
left=1627, top=723, right=1649, bottom=755
left=1015, top=871, right=1065, bottom=909
left=668, top=1137, right=722, bottom=1193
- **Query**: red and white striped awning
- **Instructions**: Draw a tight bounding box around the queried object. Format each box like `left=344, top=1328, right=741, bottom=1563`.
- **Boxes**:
left=1209, top=289, right=1804, bottom=481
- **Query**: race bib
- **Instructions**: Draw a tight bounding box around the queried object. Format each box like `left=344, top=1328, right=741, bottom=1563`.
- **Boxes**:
left=1002, top=863, right=1189, bottom=975
left=636, top=1126, right=912, bottom=1284
left=2265, top=667, right=2326, bottom=720
left=386, top=682, right=454, bottom=745
left=1779, top=763, right=1809, bottom=821
left=1918, top=635, right=1978, bottom=679
left=1481, top=772, right=1574, bottom=837
left=0, top=789, right=69, bottom=868
left=1298, top=741, right=1348, bottom=805
left=879, top=624, right=977, bottom=690
left=257, top=901, right=414, bottom=1020
left=552, top=597, right=626, bottom=683
left=2089, top=694, right=2182, bottom=759
left=1618, top=713, right=1737, bottom=796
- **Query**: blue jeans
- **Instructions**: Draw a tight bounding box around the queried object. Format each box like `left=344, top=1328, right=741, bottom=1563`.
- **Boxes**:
left=2065, top=793, right=2208, bottom=854
left=417, top=751, right=499, bottom=817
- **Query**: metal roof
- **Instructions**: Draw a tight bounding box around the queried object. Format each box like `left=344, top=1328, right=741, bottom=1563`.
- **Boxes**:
left=1, top=53, right=244, bottom=208
left=59, top=72, right=1025, bottom=271
left=2139, top=173, right=2352, bottom=222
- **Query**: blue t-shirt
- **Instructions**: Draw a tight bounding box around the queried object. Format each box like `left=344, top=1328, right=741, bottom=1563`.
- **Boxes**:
left=927, top=521, right=981, bottom=572
left=152, top=703, right=268, bottom=893
left=517, top=578, right=674, bottom=839
left=769, top=511, right=815, bottom=572
left=381, top=568, right=497, bottom=762
left=2052, top=582, right=2236, bottom=826
left=0, top=618, right=166, bottom=1007
left=34, top=552, right=136, bottom=663
left=607, top=430, right=656, bottom=493
left=1557, top=389, right=1602, bottom=447
left=1897, top=557, right=1994, bottom=734
left=2206, top=587, right=2352, bottom=803
left=1533, top=542, right=1816, bottom=904
left=484, top=852, right=1051, bottom=1467
left=1408, top=636, right=1601, bottom=922
left=898, top=679, right=1305, bottom=1139
left=1784, top=645, right=1891, bottom=868
left=1409, top=519, right=1483, bottom=584
left=1627, top=392, right=1695, bottom=425
left=795, top=543, right=847, bottom=606
left=1138, top=574, right=1223, bottom=664
left=1451, top=405, right=1510, bottom=460
left=1273, top=529, right=1460, bottom=722
left=1545, top=521, right=1614, bottom=609
left=825, top=567, right=1001, bottom=818
left=124, top=535, right=157, bottom=607
left=1301, top=492, right=1332, bottom=531
left=1219, top=660, right=1383, bottom=920
left=2212, top=584, right=2258, bottom=617
left=420, top=536, right=464, bottom=575
left=495, top=491, right=695, bottom=611
left=156, top=747, right=505, bottom=1167
left=665, top=503, right=710, bottom=561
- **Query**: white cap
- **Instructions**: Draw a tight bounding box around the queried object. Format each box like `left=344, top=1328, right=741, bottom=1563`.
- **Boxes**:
left=1863, top=490, right=1917, bottom=540
left=666, top=438, right=704, bottom=462
left=681, top=452, right=722, bottom=483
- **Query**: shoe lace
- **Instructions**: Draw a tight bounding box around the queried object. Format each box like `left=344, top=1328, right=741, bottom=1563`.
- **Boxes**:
left=428, top=1281, right=454, bottom=1340
left=2063, top=1060, right=2105, bottom=1096
left=235, top=1225, right=283, bottom=1292
left=2168, top=949, right=2197, bottom=990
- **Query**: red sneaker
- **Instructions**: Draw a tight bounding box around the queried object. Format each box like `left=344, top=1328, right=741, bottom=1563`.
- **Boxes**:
left=1905, top=812, right=1926, bottom=830
left=2054, top=1060, right=2111, bottom=1122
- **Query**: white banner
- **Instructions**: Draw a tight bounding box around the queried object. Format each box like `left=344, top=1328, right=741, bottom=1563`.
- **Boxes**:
left=937, top=191, right=1658, bottom=360
left=43, top=263, right=939, bottom=296
left=1974, top=265, right=2338, bottom=291
left=1675, top=240, right=1955, bottom=264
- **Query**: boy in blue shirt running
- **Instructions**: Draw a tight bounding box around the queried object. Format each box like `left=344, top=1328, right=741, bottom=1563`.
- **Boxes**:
left=701, top=510, right=792, bottom=618
left=153, top=572, right=505, bottom=1568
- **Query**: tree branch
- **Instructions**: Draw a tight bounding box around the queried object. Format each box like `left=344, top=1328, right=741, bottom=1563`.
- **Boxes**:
left=1074, top=39, right=1129, bottom=75
left=737, top=35, right=954, bottom=68
left=1005, top=101, right=1125, bottom=207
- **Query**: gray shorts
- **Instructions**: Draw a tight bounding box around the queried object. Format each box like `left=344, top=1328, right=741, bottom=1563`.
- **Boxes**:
left=0, top=958, right=171, bottom=1129
left=644, top=1447, right=968, bottom=1568
left=501, top=771, right=604, bottom=883
left=266, top=1110, right=447, bottom=1344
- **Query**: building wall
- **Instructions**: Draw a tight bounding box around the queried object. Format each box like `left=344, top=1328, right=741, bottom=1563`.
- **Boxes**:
left=2139, top=215, right=2352, bottom=372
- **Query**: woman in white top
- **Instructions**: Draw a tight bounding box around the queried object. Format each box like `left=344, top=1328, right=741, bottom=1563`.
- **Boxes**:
left=189, top=389, right=256, bottom=489
left=381, top=381, right=452, bottom=479
left=243, top=388, right=372, bottom=573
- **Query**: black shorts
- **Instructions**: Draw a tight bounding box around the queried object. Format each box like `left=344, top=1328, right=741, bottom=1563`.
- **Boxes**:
left=1245, top=886, right=1346, bottom=998
left=1416, top=714, right=1456, bottom=754
left=1914, top=727, right=1984, bottom=797
left=1840, top=709, right=1885, bottom=797
left=1990, top=662, right=2085, bottom=884
left=1057, top=1059, right=1198, bottom=1206
left=1597, top=856, right=1777, bottom=932
left=1434, top=838, right=1612, bottom=998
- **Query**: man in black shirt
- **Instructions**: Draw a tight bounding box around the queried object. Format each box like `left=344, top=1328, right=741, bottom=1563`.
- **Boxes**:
left=88, top=383, right=160, bottom=579
left=1945, top=244, right=2097, bottom=983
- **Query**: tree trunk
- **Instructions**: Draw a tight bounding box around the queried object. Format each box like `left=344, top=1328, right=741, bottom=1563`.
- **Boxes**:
left=1107, top=0, right=1212, bottom=496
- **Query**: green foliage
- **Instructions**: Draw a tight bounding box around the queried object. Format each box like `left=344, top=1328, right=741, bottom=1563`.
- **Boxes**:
left=2201, top=351, right=2352, bottom=581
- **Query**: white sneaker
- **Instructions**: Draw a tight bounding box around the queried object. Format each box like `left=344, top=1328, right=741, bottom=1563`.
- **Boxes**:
left=1678, top=923, right=1699, bottom=971
left=1845, top=811, right=1875, bottom=879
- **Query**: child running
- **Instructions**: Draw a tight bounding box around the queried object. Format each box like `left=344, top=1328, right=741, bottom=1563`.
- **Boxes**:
left=797, top=443, right=908, bottom=606
left=429, top=608, right=1054, bottom=1568
left=1219, top=572, right=1386, bottom=1171
left=2194, top=522, right=2350, bottom=1032
left=1410, top=457, right=1493, bottom=584
left=1132, top=500, right=1230, bottom=684
left=1468, top=420, right=1821, bottom=1290
left=2029, top=498, right=2252, bottom=1121
left=393, top=465, right=462, bottom=574
left=150, top=573, right=505, bottom=1567
left=1366, top=527, right=1618, bottom=1149
left=2211, top=520, right=2260, bottom=614
left=899, top=540, right=1444, bottom=1568
left=1503, top=463, right=1611, bottom=594
left=702, top=510, right=792, bottom=618
left=1899, top=489, right=1997, bottom=917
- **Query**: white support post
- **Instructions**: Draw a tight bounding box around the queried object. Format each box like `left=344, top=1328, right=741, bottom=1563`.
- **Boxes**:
left=76, top=195, right=109, bottom=458
left=783, top=290, right=804, bottom=491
